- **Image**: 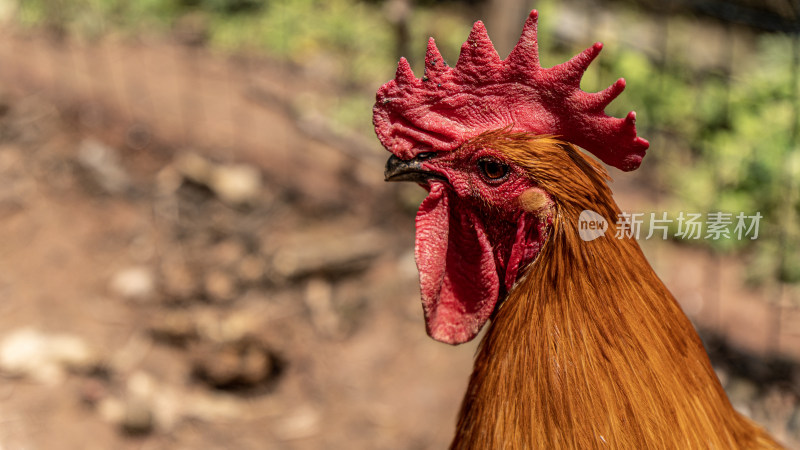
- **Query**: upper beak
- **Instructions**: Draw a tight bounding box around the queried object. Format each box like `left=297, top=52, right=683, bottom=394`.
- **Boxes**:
left=384, top=154, right=441, bottom=182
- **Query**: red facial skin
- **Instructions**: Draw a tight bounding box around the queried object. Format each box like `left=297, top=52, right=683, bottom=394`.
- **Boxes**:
left=412, top=143, right=551, bottom=344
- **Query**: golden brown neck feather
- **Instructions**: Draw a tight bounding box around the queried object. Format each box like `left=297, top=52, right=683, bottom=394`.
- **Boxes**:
left=451, top=136, right=781, bottom=449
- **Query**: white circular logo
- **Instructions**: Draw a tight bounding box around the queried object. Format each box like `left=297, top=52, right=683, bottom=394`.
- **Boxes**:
left=578, top=210, right=608, bottom=241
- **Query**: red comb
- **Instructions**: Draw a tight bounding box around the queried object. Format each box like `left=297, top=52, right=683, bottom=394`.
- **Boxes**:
left=373, top=10, right=649, bottom=171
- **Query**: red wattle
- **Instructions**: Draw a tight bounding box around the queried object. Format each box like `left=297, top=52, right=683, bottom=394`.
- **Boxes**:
left=414, top=183, right=500, bottom=345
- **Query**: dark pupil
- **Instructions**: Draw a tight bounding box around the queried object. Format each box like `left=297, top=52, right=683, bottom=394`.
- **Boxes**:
left=483, top=160, right=506, bottom=179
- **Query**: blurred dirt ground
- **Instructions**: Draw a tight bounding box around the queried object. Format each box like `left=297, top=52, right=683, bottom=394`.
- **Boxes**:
left=0, top=29, right=798, bottom=449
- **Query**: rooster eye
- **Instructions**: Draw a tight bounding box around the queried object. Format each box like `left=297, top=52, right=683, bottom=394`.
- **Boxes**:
left=478, top=157, right=509, bottom=182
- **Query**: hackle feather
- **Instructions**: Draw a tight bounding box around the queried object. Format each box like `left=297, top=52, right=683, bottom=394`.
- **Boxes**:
left=450, top=133, right=782, bottom=449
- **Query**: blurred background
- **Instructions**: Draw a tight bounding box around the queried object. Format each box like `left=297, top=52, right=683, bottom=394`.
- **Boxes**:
left=0, top=0, right=797, bottom=448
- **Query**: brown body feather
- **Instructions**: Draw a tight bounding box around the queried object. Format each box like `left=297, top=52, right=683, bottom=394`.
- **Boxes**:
left=451, top=135, right=782, bottom=449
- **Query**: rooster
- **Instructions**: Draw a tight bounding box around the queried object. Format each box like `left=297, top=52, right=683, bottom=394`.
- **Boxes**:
left=374, top=10, right=783, bottom=449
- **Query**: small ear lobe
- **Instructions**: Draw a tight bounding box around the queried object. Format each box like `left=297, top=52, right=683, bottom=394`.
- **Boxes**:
left=518, top=188, right=549, bottom=211
left=518, top=188, right=554, bottom=218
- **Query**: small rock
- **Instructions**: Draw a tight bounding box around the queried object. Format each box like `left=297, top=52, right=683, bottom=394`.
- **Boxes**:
left=98, top=397, right=126, bottom=425
left=173, top=152, right=261, bottom=206
left=0, top=327, right=97, bottom=384
left=96, top=369, right=245, bottom=434
left=181, top=390, right=245, bottom=423
left=191, top=339, right=278, bottom=391
left=155, top=165, right=183, bottom=196
left=239, top=344, right=272, bottom=385
left=209, top=164, right=261, bottom=206
left=127, top=370, right=157, bottom=398
left=148, top=311, right=198, bottom=346
left=203, top=269, right=239, bottom=304
left=325, top=278, right=368, bottom=337
left=77, top=138, right=131, bottom=195
left=173, top=152, right=212, bottom=184
left=110, top=266, right=155, bottom=302
left=193, top=345, right=242, bottom=387
left=195, top=308, right=258, bottom=344
left=97, top=371, right=163, bottom=435
left=304, top=279, right=339, bottom=337
left=121, top=397, right=155, bottom=436
left=273, top=406, right=321, bottom=441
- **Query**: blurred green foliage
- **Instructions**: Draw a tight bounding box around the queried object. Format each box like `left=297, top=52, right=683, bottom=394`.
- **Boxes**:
left=11, top=0, right=800, bottom=283
left=532, top=6, right=798, bottom=285
left=625, top=34, right=800, bottom=284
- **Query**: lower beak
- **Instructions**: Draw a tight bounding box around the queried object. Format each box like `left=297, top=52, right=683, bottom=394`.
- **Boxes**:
left=384, top=154, right=440, bottom=182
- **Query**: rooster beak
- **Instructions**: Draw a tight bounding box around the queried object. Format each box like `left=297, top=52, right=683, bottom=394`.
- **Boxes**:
left=384, top=154, right=441, bottom=182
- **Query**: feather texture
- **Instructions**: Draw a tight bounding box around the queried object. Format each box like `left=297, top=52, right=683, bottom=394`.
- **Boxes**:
left=450, top=135, right=782, bottom=449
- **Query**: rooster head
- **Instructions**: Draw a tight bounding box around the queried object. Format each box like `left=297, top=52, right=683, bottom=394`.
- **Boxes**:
left=374, top=10, right=648, bottom=344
